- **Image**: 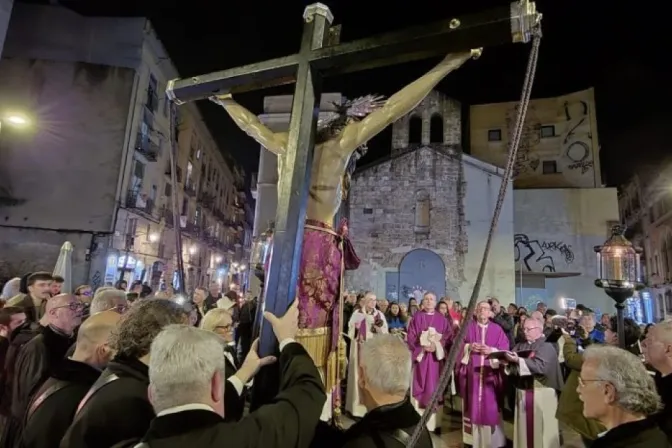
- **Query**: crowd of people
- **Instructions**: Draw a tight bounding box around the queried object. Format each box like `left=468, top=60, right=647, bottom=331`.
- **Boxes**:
left=0, top=272, right=671, bottom=448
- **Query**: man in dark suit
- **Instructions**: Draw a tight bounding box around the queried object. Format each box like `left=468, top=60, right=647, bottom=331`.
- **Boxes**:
left=112, top=300, right=326, bottom=448
left=22, top=310, right=120, bottom=448
left=60, top=299, right=189, bottom=448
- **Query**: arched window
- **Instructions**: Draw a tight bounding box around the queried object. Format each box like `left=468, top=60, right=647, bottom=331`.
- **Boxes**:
left=430, top=114, right=444, bottom=143
left=409, top=116, right=422, bottom=144
left=414, top=189, right=430, bottom=235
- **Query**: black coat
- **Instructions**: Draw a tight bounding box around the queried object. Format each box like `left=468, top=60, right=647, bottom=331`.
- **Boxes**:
left=60, top=356, right=154, bottom=448
left=1, top=325, right=74, bottom=448
left=22, top=358, right=101, bottom=448
left=312, top=397, right=432, bottom=448
left=0, top=322, right=41, bottom=418
left=111, top=342, right=325, bottom=448
left=655, top=372, right=672, bottom=442
left=591, top=417, right=670, bottom=448
left=223, top=345, right=245, bottom=423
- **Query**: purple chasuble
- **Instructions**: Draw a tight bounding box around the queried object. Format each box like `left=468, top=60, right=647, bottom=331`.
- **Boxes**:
left=407, top=311, right=452, bottom=409
left=456, top=320, right=510, bottom=426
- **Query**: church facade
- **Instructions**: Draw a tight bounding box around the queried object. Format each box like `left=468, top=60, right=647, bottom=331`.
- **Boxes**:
left=345, top=91, right=515, bottom=304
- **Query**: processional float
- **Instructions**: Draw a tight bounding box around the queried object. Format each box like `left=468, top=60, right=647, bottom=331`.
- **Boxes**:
left=165, top=1, right=542, bottom=444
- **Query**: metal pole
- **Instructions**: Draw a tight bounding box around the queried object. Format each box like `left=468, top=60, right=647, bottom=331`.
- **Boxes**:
left=168, top=102, right=186, bottom=294
left=615, top=302, right=626, bottom=349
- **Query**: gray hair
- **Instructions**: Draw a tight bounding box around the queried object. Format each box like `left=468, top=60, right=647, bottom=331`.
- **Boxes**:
left=200, top=308, right=232, bottom=333
left=90, top=288, right=127, bottom=314
left=1, top=277, right=21, bottom=300
left=584, top=345, right=662, bottom=416
left=359, top=334, right=411, bottom=396
left=110, top=299, right=188, bottom=359
left=148, top=324, right=225, bottom=413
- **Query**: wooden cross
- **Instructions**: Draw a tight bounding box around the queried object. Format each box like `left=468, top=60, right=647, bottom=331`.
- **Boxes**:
left=166, top=1, right=540, bottom=407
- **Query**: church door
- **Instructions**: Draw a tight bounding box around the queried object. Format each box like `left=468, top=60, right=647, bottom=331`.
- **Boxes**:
left=398, top=249, right=446, bottom=303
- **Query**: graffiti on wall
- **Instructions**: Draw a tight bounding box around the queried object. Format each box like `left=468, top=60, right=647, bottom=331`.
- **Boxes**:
left=90, top=270, right=102, bottom=291
left=563, top=101, right=594, bottom=175
left=514, top=234, right=574, bottom=273
left=506, top=105, right=540, bottom=177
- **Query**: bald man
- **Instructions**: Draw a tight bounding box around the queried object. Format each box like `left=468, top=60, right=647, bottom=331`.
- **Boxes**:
left=1, top=294, right=84, bottom=448
left=22, top=310, right=120, bottom=448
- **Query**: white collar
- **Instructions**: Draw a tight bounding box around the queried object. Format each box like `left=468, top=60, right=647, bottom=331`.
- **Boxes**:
left=157, top=403, right=217, bottom=417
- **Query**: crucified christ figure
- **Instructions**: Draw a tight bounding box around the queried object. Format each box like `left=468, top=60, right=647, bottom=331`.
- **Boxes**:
left=210, top=49, right=481, bottom=421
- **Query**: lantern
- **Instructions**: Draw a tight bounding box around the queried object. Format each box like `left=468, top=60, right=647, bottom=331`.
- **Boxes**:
left=594, top=225, right=644, bottom=348
left=250, top=226, right=273, bottom=282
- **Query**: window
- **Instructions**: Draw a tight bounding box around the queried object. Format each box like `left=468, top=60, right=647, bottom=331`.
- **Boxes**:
left=487, top=129, right=502, bottom=142
left=542, top=160, right=558, bottom=174
left=363, top=208, right=373, bottom=215
left=147, top=74, right=158, bottom=112
left=163, top=92, right=170, bottom=117
left=181, top=198, right=188, bottom=215
left=164, top=183, right=172, bottom=197
left=131, top=160, right=145, bottom=192
left=186, top=161, right=194, bottom=188
left=540, top=125, right=556, bottom=138
left=429, top=114, right=443, bottom=144
left=409, top=116, right=422, bottom=144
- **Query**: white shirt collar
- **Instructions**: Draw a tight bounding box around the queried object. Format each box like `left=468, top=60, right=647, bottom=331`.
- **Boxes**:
left=157, top=403, right=217, bottom=417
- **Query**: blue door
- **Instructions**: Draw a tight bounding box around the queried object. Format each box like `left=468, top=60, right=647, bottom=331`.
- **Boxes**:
left=398, top=249, right=446, bottom=303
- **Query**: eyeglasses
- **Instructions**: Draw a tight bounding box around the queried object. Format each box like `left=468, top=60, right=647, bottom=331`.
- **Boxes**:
left=53, top=302, right=85, bottom=312
left=214, top=324, right=233, bottom=333
left=78, top=290, right=93, bottom=297
left=107, top=304, right=129, bottom=314
left=522, top=327, right=540, bottom=332
left=577, top=376, right=606, bottom=388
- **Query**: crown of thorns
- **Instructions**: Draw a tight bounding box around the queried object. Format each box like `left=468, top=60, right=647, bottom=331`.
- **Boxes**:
left=317, top=94, right=386, bottom=129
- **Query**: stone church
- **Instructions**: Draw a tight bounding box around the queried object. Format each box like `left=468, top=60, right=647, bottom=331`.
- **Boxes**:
left=344, top=91, right=515, bottom=303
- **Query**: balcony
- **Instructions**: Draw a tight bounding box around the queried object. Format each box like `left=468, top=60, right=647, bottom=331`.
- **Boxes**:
left=198, top=191, right=215, bottom=208
left=146, top=90, right=159, bottom=113
left=184, top=183, right=197, bottom=197
left=135, top=133, right=160, bottom=161
left=126, top=190, right=154, bottom=215
left=165, top=166, right=182, bottom=183
left=160, top=206, right=174, bottom=227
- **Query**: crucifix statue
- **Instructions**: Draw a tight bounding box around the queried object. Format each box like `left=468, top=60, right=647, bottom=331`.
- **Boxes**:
left=166, top=1, right=541, bottom=420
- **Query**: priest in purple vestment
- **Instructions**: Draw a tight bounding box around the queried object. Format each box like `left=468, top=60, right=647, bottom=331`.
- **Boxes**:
left=407, top=292, right=453, bottom=433
left=456, top=300, right=510, bottom=448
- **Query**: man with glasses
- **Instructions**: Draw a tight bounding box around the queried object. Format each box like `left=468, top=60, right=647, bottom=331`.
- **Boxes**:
left=90, top=288, right=128, bottom=316
left=1, top=294, right=83, bottom=447
left=579, top=345, right=667, bottom=447
left=503, top=316, right=563, bottom=448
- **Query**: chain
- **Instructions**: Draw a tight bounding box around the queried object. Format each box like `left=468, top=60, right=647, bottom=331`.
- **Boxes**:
left=405, top=28, right=542, bottom=448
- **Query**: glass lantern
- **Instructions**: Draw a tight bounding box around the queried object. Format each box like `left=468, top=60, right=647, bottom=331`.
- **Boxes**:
left=593, top=225, right=643, bottom=300
left=250, top=227, right=273, bottom=280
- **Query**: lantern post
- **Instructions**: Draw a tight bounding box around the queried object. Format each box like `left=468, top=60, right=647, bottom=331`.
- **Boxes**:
left=594, top=225, right=644, bottom=349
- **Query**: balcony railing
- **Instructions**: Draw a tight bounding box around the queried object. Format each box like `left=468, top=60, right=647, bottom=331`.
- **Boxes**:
left=126, top=190, right=154, bottom=215
left=184, top=183, right=197, bottom=197
left=135, top=133, right=159, bottom=161
left=160, top=206, right=174, bottom=227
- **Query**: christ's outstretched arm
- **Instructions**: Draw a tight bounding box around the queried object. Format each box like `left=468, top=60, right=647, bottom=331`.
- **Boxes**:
left=210, top=95, right=288, bottom=155
left=339, top=49, right=481, bottom=154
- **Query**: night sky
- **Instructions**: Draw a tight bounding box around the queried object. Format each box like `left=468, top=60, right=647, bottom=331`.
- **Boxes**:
left=28, top=0, right=670, bottom=186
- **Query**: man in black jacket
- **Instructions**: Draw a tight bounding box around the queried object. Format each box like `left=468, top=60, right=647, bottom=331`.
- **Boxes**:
left=490, top=298, right=514, bottom=349
left=1, top=294, right=82, bottom=448
left=22, top=310, right=120, bottom=448
left=111, top=299, right=326, bottom=448
left=314, top=334, right=432, bottom=448
left=60, top=299, right=189, bottom=448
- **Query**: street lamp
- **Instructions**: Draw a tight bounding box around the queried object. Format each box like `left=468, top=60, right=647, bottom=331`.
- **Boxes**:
left=594, top=225, right=644, bottom=349
left=215, top=255, right=223, bottom=263
left=0, top=113, right=31, bottom=133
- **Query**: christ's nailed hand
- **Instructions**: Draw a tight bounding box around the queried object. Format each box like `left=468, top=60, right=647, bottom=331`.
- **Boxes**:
left=264, top=299, right=299, bottom=342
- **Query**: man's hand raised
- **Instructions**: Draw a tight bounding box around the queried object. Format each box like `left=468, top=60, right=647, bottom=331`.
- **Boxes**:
left=263, top=299, right=299, bottom=342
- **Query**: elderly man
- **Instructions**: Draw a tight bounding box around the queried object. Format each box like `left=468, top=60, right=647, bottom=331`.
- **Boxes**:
left=23, top=310, right=121, bottom=448
left=347, top=292, right=388, bottom=418
left=407, top=292, right=452, bottom=433
left=90, top=288, right=128, bottom=315
left=456, top=301, right=510, bottom=448
left=61, top=299, right=188, bottom=448
left=579, top=345, right=667, bottom=447
left=110, top=299, right=326, bottom=448
left=2, top=294, right=83, bottom=448
left=315, top=334, right=433, bottom=448
left=643, top=320, right=672, bottom=440
left=504, top=316, right=563, bottom=448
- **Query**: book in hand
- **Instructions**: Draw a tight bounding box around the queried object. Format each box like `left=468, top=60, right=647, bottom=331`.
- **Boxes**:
left=486, top=350, right=535, bottom=360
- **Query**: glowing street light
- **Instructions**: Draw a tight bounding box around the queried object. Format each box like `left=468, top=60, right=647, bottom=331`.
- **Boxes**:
left=5, top=115, right=28, bottom=126
left=148, top=233, right=160, bottom=243
left=215, top=255, right=223, bottom=263
left=188, top=245, right=198, bottom=255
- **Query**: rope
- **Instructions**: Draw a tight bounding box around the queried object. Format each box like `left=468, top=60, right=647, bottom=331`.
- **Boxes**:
left=405, top=29, right=542, bottom=448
